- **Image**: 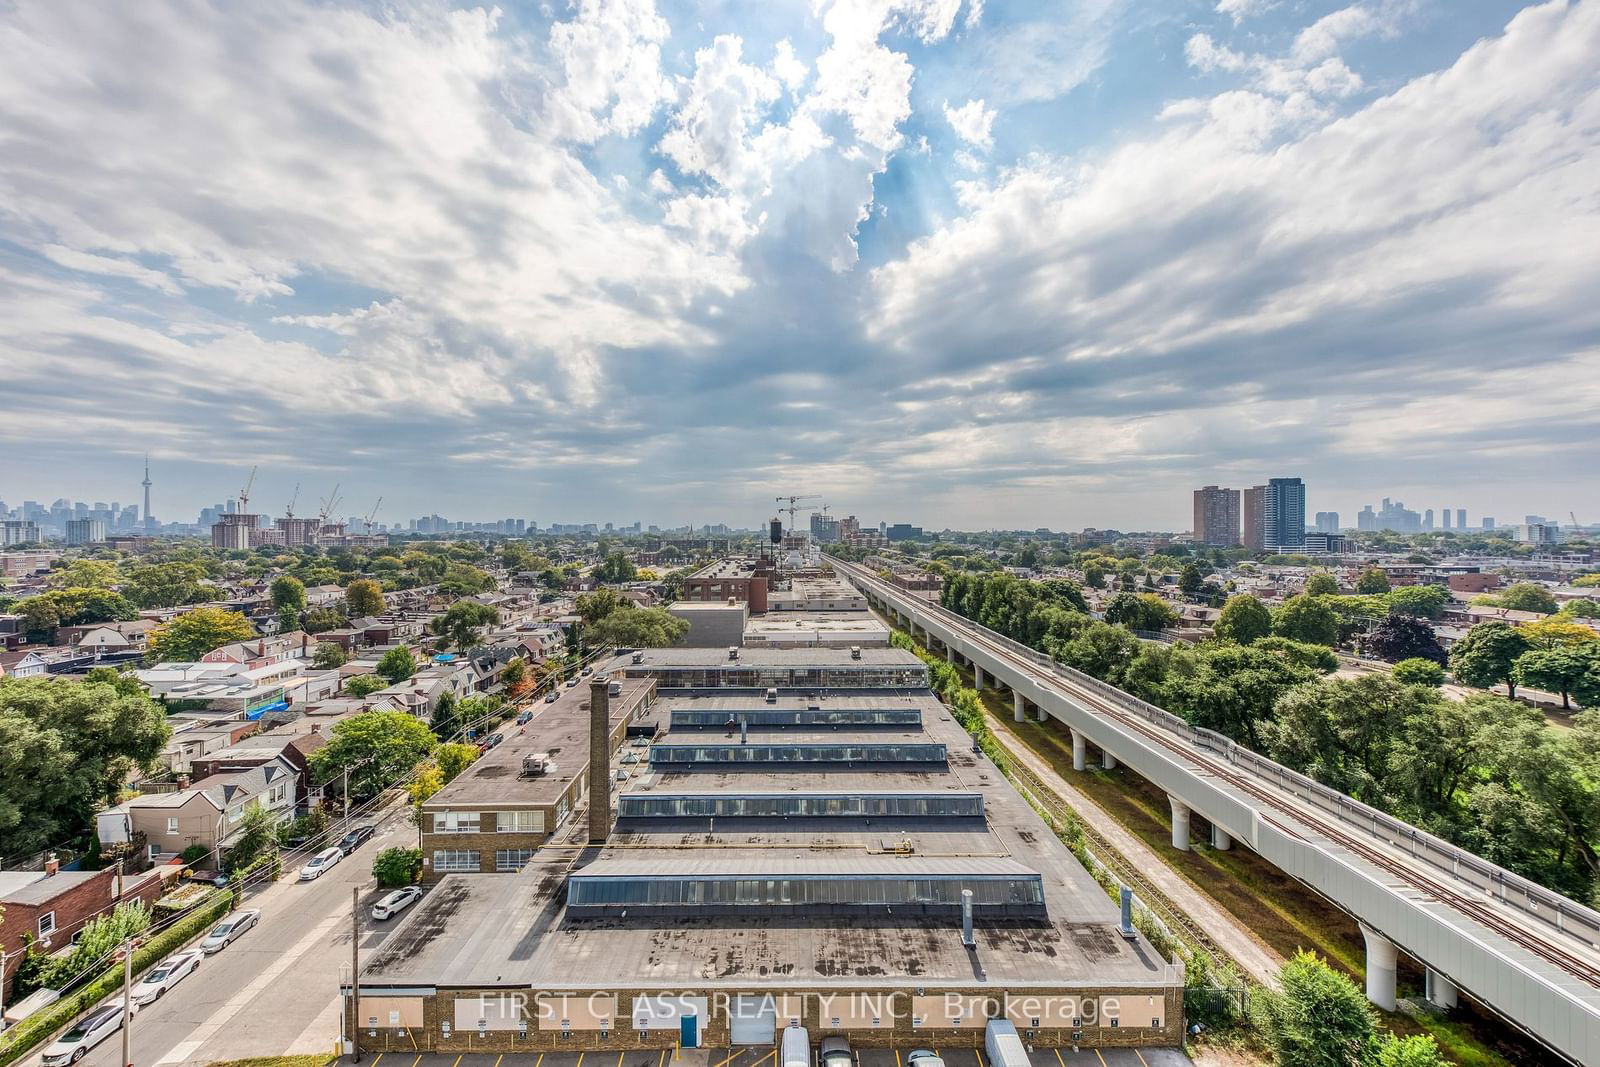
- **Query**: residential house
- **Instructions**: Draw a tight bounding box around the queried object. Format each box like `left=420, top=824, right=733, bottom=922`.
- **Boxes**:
left=56, top=619, right=160, bottom=655
left=97, top=755, right=299, bottom=863
left=0, top=650, right=49, bottom=679
left=190, top=729, right=326, bottom=807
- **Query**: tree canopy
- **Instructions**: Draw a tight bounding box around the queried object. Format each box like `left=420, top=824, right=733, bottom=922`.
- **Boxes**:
left=147, top=606, right=255, bottom=662
left=376, top=646, right=419, bottom=685
left=1215, top=593, right=1272, bottom=644
left=346, top=577, right=386, bottom=617
left=1273, top=594, right=1340, bottom=646
left=309, top=710, right=436, bottom=798
left=431, top=601, right=499, bottom=651
left=586, top=606, right=689, bottom=648
left=1449, top=621, right=1531, bottom=697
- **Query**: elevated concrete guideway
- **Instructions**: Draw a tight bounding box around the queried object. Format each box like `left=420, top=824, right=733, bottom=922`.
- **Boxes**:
left=831, top=558, right=1600, bottom=1067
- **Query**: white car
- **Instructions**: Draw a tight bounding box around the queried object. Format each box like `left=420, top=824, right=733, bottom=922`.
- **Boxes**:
left=371, top=885, right=424, bottom=920
left=907, top=1051, right=945, bottom=1067
left=40, top=1004, right=124, bottom=1065
left=200, top=908, right=260, bottom=953
left=130, top=950, right=202, bottom=1005
left=298, top=846, right=343, bottom=881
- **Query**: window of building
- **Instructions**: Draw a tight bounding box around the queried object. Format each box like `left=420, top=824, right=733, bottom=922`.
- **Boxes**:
left=38, top=911, right=56, bottom=936
left=432, top=811, right=481, bottom=833
left=167, top=817, right=180, bottom=834
left=432, top=850, right=481, bottom=873
left=496, top=810, right=543, bottom=834
left=496, top=849, right=535, bottom=872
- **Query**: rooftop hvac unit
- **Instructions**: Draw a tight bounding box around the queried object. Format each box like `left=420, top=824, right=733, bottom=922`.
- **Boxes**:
left=608, top=681, right=622, bottom=697
left=850, top=645, right=862, bottom=659
left=728, top=646, right=740, bottom=660
left=521, top=753, right=550, bottom=777
left=632, top=651, right=645, bottom=664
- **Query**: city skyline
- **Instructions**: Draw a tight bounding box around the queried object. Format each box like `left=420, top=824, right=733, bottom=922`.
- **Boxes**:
left=2, top=2, right=1597, bottom=528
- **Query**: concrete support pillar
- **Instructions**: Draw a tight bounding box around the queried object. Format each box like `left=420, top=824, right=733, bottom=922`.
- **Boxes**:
left=1426, top=969, right=1458, bottom=1011
left=1101, top=749, right=1117, bottom=770
left=1168, top=795, right=1191, bottom=852
left=1070, top=729, right=1087, bottom=772
left=1037, top=702, right=1049, bottom=724
left=1013, top=690, right=1026, bottom=723
left=974, top=666, right=985, bottom=690
left=945, top=645, right=956, bottom=664
left=1361, top=925, right=1398, bottom=1012
left=1211, top=824, right=1232, bottom=851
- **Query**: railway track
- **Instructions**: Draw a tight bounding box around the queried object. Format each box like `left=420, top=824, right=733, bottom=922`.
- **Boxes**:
left=840, top=561, right=1600, bottom=993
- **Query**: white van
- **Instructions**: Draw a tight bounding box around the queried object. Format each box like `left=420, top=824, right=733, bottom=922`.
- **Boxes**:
left=781, top=1025, right=810, bottom=1067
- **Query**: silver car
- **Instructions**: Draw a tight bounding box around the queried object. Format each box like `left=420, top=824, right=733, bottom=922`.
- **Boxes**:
left=41, top=1005, right=124, bottom=1065
left=200, top=908, right=260, bottom=953
left=820, top=1036, right=855, bottom=1067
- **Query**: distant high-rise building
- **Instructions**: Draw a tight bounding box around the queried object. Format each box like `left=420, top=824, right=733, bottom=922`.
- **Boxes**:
left=1526, top=515, right=1548, bottom=525
left=1262, top=478, right=1305, bottom=554
left=1314, top=511, right=1340, bottom=533
left=141, top=455, right=154, bottom=530
left=1482, top=517, right=1495, bottom=531
left=1442, top=508, right=1452, bottom=530
left=1375, top=498, right=1421, bottom=532
left=1456, top=508, right=1467, bottom=529
left=1193, top=486, right=1241, bottom=546
left=1423, top=508, right=1434, bottom=531
left=1357, top=505, right=1376, bottom=532
left=1242, top=486, right=1267, bottom=551
left=65, top=518, right=106, bottom=546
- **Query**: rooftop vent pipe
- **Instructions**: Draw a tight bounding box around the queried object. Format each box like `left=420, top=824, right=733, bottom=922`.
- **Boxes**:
left=1118, top=887, right=1137, bottom=940
left=961, top=889, right=976, bottom=947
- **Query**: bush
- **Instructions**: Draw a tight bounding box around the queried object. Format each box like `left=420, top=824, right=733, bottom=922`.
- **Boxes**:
left=180, top=843, right=210, bottom=864
left=1391, top=658, right=1446, bottom=687
left=345, top=674, right=388, bottom=698
left=0, top=891, right=234, bottom=1067
left=373, top=846, right=423, bottom=887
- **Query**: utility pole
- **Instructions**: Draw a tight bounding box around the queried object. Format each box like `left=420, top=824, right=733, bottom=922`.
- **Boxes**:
left=121, top=938, right=134, bottom=1067
left=343, top=765, right=351, bottom=832
left=350, top=886, right=362, bottom=1063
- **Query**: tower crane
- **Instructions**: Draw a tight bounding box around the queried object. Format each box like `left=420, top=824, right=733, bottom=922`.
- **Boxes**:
left=774, top=494, right=821, bottom=534
left=285, top=483, right=300, bottom=519
left=318, top=483, right=343, bottom=527
left=238, top=465, right=257, bottom=515
left=364, top=497, right=383, bottom=534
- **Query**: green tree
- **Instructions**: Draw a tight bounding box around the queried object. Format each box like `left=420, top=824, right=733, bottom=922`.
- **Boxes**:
left=1178, top=564, right=1202, bottom=594
left=0, top=676, right=171, bottom=857
left=1252, top=636, right=1339, bottom=673
left=1103, top=592, right=1179, bottom=631
left=1384, top=584, right=1450, bottom=619
left=429, top=691, right=462, bottom=739
left=587, top=606, right=689, bottom=648
left=1165, top=644, right=1315, bottom=749
left=376, top=646, right=418, bottom=685
left=1479, top=581, right=1558, bottom=614
left=224, top=804, right=281, bottom=872
left=1115, top=558, right=1143, bottom=589
left=1273, top=595, right=1340, bottom=646
left=46, top=559, right=122, bottom=590
left=435, top=742, right=480, bottom=783
left=19, top=596, right=62, bottom=641
left=346, top=578, right=386, bottom=617
left=431, top=601, right=499, bottom=651
left=345, top=674, right=388, bottom=698
left=1356, top=567, right=1392, bottom=594
left=147, top=606, right=255, bottom=661
left=438, top=564, right=494, bottom=598
left=1560, top=598, right=1600, bottom=619
left=309, top=711, right=436, bottom=799
left=1303, top=572, right=1340, bottom=597
left=312, top=641, right=349, bottom=669
left=1083, top=564, right=1106, bottom=589
left=500, top=657, right=527, bottom=690
left=575, top=588, right=627, bottom=624
left=1449, top=621, right=1532, bottom=698
left=123, top=562, right=211, bottom=609
left=1262, top=951, right=1377, bottom=1067
left=269, top=575, right=306, bottom=615
left=1215, top=594, right=1272, bottom=644
left=373, top=846, right=423, bottom=887
left=1390, top=658, right=1446, bottom=687
left=1518, top=617, right=1600, bottom=650
left=1514, top=645, right=1600, bottom=710
left=593, top=552, right=638, bottom=584
left=300, top=605, right=348, bottom=634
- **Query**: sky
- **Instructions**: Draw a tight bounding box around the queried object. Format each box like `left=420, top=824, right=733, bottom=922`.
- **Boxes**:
left=1, top=0, right=1597, bottom=532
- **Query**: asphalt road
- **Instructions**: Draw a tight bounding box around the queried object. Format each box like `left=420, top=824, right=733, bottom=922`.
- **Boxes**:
left=26, top=802, right=418, bottom=1067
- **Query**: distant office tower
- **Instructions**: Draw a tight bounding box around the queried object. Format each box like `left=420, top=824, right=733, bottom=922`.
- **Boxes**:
left=1314, top=511, right=1340, bottom=533
left=65, top=518, right=106, bottom=546
left=1242, top=486, right=1267, bottom=551
left=1193, top=486, right=1241, bottom=546
left=1442, top=509, right=1452, bottom=530
left=1482, top=517, right=1495, bottom=531
left=1423, top=508, right=1434, bottom=531
left=1262, top=477, right=1306, bottom=553
left=1456, top=508, right=1467, bottom=529
left=1357, top=505, right=1376, bottom=532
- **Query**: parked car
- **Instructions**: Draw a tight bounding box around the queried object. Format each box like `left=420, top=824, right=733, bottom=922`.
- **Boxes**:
left=486, top=732, right=505, bottom=749
left=820, top=1036, right=855, bottom=1067
left=516, top=710, right=533, bottom=724
left=371, top=885, right=424, bottom=921
left=544, top=690, right=560, bottom=702
left=200, top=909, right=260, bottom=953
left=564, top=678, right=578, bottom=688
left=299, top=846, right=343, bottom=881
left=907, top=1051, right=944, bottom=1067
left=337, top=824, right=376, bottom=855
left=41, top=1005, right=125, bottom=1065
left=130, top=950, right=202, bottom=1005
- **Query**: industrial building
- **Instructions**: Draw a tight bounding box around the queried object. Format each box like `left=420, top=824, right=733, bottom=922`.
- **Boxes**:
left=349, top=648, right=1184, bottom=1055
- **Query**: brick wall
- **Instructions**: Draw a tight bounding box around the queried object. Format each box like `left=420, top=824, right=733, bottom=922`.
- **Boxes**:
left=1, top=866, right=168, bottom=999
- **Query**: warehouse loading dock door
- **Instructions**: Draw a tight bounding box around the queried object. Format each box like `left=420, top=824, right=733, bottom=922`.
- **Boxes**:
left=730, top=995, right=777, bottom=1045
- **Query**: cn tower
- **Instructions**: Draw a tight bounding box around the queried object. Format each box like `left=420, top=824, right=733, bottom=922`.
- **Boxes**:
left=142, top=453, right=153, bottom=530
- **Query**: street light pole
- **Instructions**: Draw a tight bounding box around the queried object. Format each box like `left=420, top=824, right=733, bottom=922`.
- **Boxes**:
left=350, top=886, right=362, bottom=1063
left=120, top=938, right=134, bottom=1067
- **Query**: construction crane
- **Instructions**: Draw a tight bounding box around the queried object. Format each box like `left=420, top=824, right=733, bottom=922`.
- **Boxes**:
left=284, top=482, right=300, bottom=519
left=774, top=494, right=821, bottom=534
left=238, top=465, right=257, bottom=515
left=1572, top=511, right=1582, bottom=530
left=363, top=497, right=383, bottom=534
left=318, top=483, right=342, bottom=527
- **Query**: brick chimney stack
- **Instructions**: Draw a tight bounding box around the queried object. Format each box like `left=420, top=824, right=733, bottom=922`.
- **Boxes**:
left=588, top=676, right=612, bottom=843
left=44, top=852, right=60, bottom=876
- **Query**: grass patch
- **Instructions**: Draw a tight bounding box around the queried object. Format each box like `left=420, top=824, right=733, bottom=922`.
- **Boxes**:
left=205, top=1057, right=337, bottom=1067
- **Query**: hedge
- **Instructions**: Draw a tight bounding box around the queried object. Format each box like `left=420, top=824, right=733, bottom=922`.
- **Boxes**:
left=0, top=890, right=237, bottom=1067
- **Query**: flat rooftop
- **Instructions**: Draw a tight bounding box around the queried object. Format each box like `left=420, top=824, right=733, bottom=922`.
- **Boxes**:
left=616, top=647, right=921, bottom=667
left=365, top=688, right=1172, bottom=992
left=422, top=677, right=656, bottom=807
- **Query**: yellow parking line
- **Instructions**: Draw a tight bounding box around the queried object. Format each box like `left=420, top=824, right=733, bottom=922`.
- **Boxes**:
left=1054, top=1050, right=1068, bottom=1067
left=535, top=1055, right=544, bottom=1067
left=451, top=1055, right=463, bottom=1067
left=975, top=1052, right=986, bottom=1067
left=1134, top=1052, right=1151, bottom=1067
left=578, top=1053, right=586, bottom=1067
left=1094, top=1051, right=1108, bottom=1067
left=371, top=1056, right=384, bottom=1067
left=494, top=1056, right=504, bottom=1067
left=895, top=1050, right=902, bottom=1067
left=657, top=1051, right=668, bottom=1067
left=619, top=1053, right=626, bottom=1067
left=411, top=1056, right=421, bottom=1067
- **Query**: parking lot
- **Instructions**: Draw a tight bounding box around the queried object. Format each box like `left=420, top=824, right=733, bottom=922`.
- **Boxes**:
left=339, top=1044, right=1192, bottom=1067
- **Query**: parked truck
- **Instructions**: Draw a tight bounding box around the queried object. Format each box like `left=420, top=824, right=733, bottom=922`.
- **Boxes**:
left=985, top=1020, right=1030, bottom=1067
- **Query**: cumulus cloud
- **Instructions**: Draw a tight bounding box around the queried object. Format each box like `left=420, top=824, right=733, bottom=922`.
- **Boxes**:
left=943, top=98, right=996, bottom=148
